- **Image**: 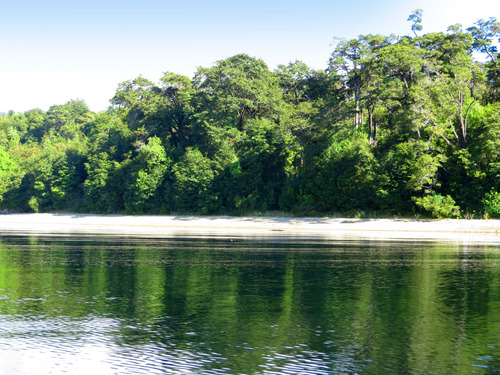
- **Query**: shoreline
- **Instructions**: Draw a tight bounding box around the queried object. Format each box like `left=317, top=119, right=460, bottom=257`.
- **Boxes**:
left=2, top=213, right=500, bottom=243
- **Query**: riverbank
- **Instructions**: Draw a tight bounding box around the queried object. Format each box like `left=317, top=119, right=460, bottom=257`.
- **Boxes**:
left=1, top=213, right=500, bottom=242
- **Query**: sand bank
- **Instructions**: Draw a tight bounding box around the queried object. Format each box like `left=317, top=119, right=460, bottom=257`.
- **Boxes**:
left=1, top=213, right=500, bottom=243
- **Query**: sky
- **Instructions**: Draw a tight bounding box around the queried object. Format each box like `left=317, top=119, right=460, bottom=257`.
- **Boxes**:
left=1, top=0, right=499, bottom=113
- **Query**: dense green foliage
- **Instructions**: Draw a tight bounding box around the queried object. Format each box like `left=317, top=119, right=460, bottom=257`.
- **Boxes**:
left=1, top=13, right=500, bottom=218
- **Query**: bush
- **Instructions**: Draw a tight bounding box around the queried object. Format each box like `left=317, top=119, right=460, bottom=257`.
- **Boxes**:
left=412, top=193, right=460, bottom=218
left=28, top=196, right=39, bottom=213
left=482, top=190, right=500, bottom=218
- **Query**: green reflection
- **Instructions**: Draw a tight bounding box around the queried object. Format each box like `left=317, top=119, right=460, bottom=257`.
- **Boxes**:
left=0, top=236, right=499, bottom=374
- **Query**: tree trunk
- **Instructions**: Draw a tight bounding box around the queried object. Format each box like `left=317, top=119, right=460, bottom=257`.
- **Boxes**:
left=368, top=106, right=376, bottom=146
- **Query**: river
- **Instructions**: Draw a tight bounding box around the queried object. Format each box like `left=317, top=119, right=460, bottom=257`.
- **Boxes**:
left=0, top=235, right=499, bottom=374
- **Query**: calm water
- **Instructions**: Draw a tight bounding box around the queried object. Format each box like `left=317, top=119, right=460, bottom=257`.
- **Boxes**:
left=0, top=235, right=499, bottom=374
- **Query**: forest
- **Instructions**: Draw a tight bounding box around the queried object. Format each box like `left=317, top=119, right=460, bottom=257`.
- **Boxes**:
left=1, top=11, right=500, bottom=218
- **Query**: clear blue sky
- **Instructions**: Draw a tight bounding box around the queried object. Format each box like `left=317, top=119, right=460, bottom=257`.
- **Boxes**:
left=1, top=0, right=499, bottom=113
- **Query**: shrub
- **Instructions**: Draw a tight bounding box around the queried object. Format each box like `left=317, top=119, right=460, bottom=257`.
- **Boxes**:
left=412, top=193, right=460, bottom=218
left=482, top=190, right=500, bottom=218
left=28, top=196, right=39, bottom=213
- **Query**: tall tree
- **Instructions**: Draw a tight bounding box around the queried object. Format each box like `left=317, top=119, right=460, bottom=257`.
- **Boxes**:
left=45, top=99, right=92, bottom=139
left=158, top=73, right=195, bottom=148
left=467, top=18, right=500, bottom=102
left=193, top=54, right=284, bottom=131
left=408, top=9, right=423, bottom=37
left=412, top=31, right=484, bottom=149
left=329, top=38, right=367, bottom=128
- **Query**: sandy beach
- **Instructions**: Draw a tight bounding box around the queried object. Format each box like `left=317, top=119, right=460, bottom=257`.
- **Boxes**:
left=1, top=213, right=500, bottom=243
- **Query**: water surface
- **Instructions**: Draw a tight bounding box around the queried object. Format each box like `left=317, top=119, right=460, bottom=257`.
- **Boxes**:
left=0, top=235, right=499, bottom=374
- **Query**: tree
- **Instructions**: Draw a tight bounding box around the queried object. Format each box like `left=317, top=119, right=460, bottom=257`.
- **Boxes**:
left=11, top=139, right=87, bottom=212
left=158, top=72, right=195, bottom=148
left=328, top=34, right=394, bottom=133
left=124, top=136, right=170, bottom=213
left=23, top=109, right=47, bottom=143
left=275, top=60, right=311, bottom=105
left=111, top=77, right=164, bottom=136
left=411, top=32, right=484, bottom=149
left=193, top=54, right=284, bottom=131
left=329, top=38, right=367, bottom=128
left=111, top=74, right=196, bottom=149
left=467, top=18, right=500, bottom=64
left=408, top=9, right=423, bottom=37
left=299, top=133, right=384, bottom=213
left=170, top=147, right=215, bottom=212
left=84, top=111, right=131, bottom=156
left=45, top=99, right=92, bottom=139
left=84, top=151, right=116, bottom=212
left=466, top=18, right=500, bottom=102
left=356, top=35, right=396, bottom=144
left=233, top=118, right=294, bottom=212
left=0, top=148, right=19, bottom=204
